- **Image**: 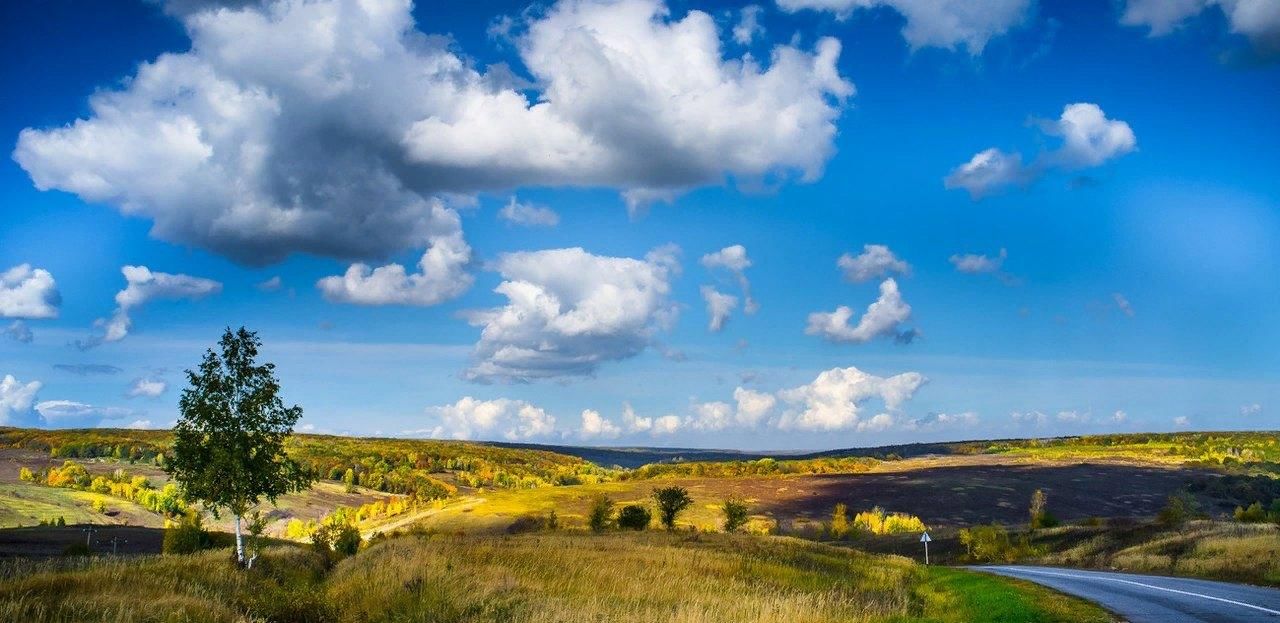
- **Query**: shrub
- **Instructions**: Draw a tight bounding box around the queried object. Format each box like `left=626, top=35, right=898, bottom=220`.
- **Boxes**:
left=653, top=487, right=693, bottom=530
left=617, top=504, right=651, bottom=530
left=1234, top=501, right=1268, bottom=523
left=18, top=466, right=34, bottom=482
left=164, top=512, right=212, bottom=554
left=91, top=499, right=108, bottom=514
left=313, top=511, right=362, bottom=560
left=830, top=503, right=849, bottom=539
left=722, top=496, right=749, bottom=533
left=588, top=494, right=615, bottom=532
left=1158, top=491, right=1202, bottom=528
left=958, top=523, right=1021, bottom=563
left=851, top=507, right=927, bottom=535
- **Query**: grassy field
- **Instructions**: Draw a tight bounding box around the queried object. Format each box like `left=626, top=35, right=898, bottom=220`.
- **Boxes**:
left=0, top=482, right=161, bottom=528
left=0, top=532, right=1114, bottom=623
left=1030, top=520, right=1280, bottom=587
left=410, top=459, right=1219, bottom=536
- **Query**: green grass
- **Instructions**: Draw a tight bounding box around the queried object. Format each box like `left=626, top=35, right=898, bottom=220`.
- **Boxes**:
left=0, top=532, right=1113, bottom=623
left=907, top=567, right=1113, bottom=623
left=0, top=483, right=161, bottom=528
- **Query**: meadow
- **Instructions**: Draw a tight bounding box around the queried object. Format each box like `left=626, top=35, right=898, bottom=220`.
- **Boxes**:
left=0, top=531, right=1114, bottom=623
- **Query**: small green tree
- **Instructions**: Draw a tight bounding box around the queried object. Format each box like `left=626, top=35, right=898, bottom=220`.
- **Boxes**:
left=617, top=504, right=651, bottom=530
left=342, top=468, right=356, bottom=493
left=1158, top=491, right=1200, bottom=528
left=588, top=494, right=615, bottom=532
left=166, top=327, right=314, bottom=566
left=722, top=496, right=749, bottom=532
left=653, top=486, right=693, bottom=530
left=830, top=503, right=849, bottom=539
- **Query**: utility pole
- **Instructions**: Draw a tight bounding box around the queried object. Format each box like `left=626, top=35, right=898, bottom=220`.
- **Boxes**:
left=109, top=536, right=127, bottom=555
left=82, top=526, right=98, bottom=548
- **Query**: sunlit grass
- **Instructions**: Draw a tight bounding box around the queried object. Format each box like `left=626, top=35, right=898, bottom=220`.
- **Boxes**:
left=0, top=532, right=1112, bottom=623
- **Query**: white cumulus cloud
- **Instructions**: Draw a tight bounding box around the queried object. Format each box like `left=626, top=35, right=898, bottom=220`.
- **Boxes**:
left=0, top=375, right=42, bottom=426
left=427, top=397, right=556, bottom=440
left=498, top=197, right=560, bottom=227
left=701, top=245, right=758, bottom=316
left=317, top=210, right=472, bottom=306
left=1122, top=0, right=1280, bottom=57
left=700, top=286, right=739, bottom=332
left=806, top=278, right=912, bottom=343
left=80, top=266, right=221, bottom=349
left=776, top=365, right=926, bottom=431
left=733, top=386, right=777, bottom=426
left=14, top=0, right=856, bottom=266
left=464, top=245, right=680, bottom=382
left=0, top=264, right=60, bottom=319
left=776, top=0, right=1032, bottom=54
left=950, top=248, right=1007, bottom=274
left=579, top=408, right=622, bottom=439
left=946, top=103, right=1135, bottom=199
left=127, top=378, right=168, bottom=399
left=733, top=4, right=765, bottom=44
left=838, top=244, right=911, bottom=283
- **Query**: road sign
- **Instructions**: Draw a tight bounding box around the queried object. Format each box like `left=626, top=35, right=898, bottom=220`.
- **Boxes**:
left=920, top=532, right=931, bottom=565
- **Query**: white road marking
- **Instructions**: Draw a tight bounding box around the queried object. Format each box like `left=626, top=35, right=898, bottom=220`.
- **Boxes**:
left=996, top=567, right=1280, bottom=617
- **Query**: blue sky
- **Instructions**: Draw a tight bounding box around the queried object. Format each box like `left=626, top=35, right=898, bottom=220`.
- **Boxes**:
left=0, top=0, right=1277, bottom=450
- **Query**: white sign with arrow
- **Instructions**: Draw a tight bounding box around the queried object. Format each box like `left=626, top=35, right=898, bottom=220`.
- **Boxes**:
left=920, top=531, right=932, bottom=565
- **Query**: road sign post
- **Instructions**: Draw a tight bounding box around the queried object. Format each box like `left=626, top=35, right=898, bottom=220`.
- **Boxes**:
left=920, top=531, right=931, bottom=565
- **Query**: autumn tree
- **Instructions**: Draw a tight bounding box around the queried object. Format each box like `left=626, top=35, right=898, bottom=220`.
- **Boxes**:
left=166, top=327, right=313, bottom=566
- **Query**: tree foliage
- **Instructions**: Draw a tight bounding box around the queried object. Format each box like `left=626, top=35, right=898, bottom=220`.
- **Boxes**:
left=722, top=496, right=749, bottom=532
left=653, top=486, right=693, bottom=530
left=165, top=327, right=313, bottom=561
left=588, top=494, right=615, bottom=532
left=617, top=504, right=651, bottom=530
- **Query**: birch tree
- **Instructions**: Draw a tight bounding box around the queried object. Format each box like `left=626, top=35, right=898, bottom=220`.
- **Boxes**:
left=166, top=327, right=313, bottom=565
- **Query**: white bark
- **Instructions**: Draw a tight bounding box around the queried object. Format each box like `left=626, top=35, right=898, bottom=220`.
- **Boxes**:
left=234, top=514, right=244, bottom=563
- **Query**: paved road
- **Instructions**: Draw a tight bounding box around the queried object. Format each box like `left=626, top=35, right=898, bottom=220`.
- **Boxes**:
left=975, top=566, right=1280, bottom=623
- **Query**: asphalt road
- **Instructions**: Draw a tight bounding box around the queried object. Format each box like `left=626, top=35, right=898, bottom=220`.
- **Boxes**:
left=975, top=566, right=1280, bottom=623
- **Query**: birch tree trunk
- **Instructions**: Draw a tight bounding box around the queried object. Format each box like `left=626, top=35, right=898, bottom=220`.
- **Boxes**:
left=234, top=514, right=244, bottom=563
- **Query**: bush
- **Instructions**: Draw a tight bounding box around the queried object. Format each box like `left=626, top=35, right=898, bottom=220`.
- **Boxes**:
left=851, top=507, right=927, bottom=535
left=1158, top=491, right=1202, bottom=528
left=313, top=513, right=362, bottom=560
left=588, top=494, right=615, bottom=532
left=164, top=513, right=212, bottom=554
left=617, top=504, right=651, bottom=530
left=1235, top=501, right=1268, bottom=523
left=653, top=486, right=693, bottom=530
left=722, top=496, right=749, bottom=533
left=958, top=523, right=1022, bottom=563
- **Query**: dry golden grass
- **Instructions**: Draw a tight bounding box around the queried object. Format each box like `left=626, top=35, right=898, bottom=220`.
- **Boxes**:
left=0, top=531, right=1113, bottom=623
left=1036, top=521, right=1280, bottom=586
left=326, top=531, right=1111, bottom=623
left=0, top=547, right=330, bottom=622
